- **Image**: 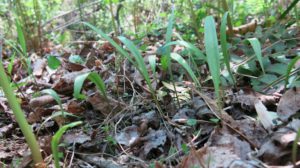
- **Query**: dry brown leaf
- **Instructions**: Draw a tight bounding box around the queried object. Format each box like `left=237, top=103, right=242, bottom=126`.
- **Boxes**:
left=29, top=95, right=55, bottom=108
left=180, top=147, right=205, bottom=168
left=277, top=88, right=300, bottom=121
left=32, top=58, right=46, bottom=77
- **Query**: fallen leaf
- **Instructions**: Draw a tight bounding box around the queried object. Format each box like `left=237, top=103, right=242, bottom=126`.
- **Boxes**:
left=180, top=147, right=205, bottom=168
left=254, top=99, right=275, bottom=130
left=115, top=125, right=140, bottom=146
left=277, top=88, right=300, bottom=121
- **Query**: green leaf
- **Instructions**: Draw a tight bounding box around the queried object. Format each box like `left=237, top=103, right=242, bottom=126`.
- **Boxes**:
left=247, top=38, right=265, bottom=73
left=164, top=41, right=206, bottom=61
left=69, top=55, right=84, bottom=64
left=41, top=89, right=62, bottom=107
left=51, top=121, right=82, bottom=168
left=148, top=55, right=156, bottom=77
left=209, top=118, right=220, bottom=123
left=171, top=53, right=201, bottom=88
left=163, top=7, right=175, bottom=71
left=220, top=12, right=235, bottom=84
left=118, top=36, right=152, bottom=90
left=47, top=56, right=61, bottom=70
left=73, top=72, right=107, bottom=100
left=82, top=22, right=134, bottom=63
left=181, top=143, right=189, bottom=155
left=37, top=111, right=79, bottom=135
left=285, top=56, right=300, bottom=89
left=204, top=16, right=221, bottom=102
left=187, top=119, right=197, bottom=126
left=15, top=18, right=26, bottom=56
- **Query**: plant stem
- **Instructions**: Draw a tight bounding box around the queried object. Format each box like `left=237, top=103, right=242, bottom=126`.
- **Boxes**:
left=0, top=60, right=43, bottom=164
left=109, top=0, right=118, bottom=36
left=221, top=0, right=233, bottom=37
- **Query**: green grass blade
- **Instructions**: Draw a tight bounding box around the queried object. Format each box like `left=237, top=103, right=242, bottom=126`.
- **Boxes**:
left=41, top=89, right=62, bottom=108
left=73, top=72, right=107, bottom=100
left=37, top=111, right=79, bottom=136
left=163, top=6, right=175, bottom=70
left=82, top=22, right=134, bottom=64
left=118, top=36, right=152, bottom=89
left=148, top=55, right=156, bottom=77
left=248, top=38, right=265, bottom=73
left=204, top=16, right=221, bottom=101
left=171, top=53, right=201, bottom=88
left=15, top=18, right=27, bottom=56
left=164, top=41, right=206, bottom=61
left=220, top=12, right=235, bottom=84
left=51, top=121, right=82, bottom=168
left=285, top=56, right=300, bottom=89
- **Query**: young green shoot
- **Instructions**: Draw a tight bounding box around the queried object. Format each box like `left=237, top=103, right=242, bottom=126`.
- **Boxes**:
left=51, top=121, right=82, bottom=168
left=285, top=56, right=300, bottom=89
left=74, top=71, right=107, bottom=100
left=82, top=22, right=163, bottom=114
left=220, top=12, right=236, bottom=85
left=247, top=38, right=265, bottom=74
left=204, top=16, right=222, bottom=110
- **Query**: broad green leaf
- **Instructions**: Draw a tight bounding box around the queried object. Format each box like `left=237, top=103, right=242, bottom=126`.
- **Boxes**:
left=248, top=38, right=265, bottom=73
left=52, top=121, right=82, bottom=168
left=220, top=12, right=235, bottom=84
left=285, top=56, right=300, bottom=89
left=74, top=72, right=107, bottom=100
left=47, top=56, right=61, bottom=70
left=204, top=16, right=221, bottom=101
left=171, top=53, right=201, bottom=88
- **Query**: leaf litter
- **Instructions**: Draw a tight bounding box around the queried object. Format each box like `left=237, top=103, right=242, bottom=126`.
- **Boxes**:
left=0, top=21, right=300, bottom=168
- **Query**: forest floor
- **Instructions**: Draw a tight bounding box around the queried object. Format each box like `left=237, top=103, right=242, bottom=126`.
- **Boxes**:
left=0, top=23, right=300, bottom=168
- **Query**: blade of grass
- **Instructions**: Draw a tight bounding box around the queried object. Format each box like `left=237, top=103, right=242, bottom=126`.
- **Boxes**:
left=15, top=18, right=27, bottom=56
left=148, top=55, right=156, bottom=78
left=37, top=111, right=79, bottom=135
left=204, top=16, right=222, bottom=108
left=220, top=12, right=236, bottom=85
left=51, top=121, right=82, bottom=168
left=171, top=53, right=201, bottom=88
left=82, top=22, right=134, bottom=64
left=164, top=41, right=206, bottom=61
left=164, top=5, right=175, bottom=71
left=285, top=56, right=300, bottom=89
left=41, top=89, right=62, bottom=110
left=73, top=72, right=107, bottom=100
left=248, top=38, right=265, bottom=73
left=118, top=36, right=152, bottom=90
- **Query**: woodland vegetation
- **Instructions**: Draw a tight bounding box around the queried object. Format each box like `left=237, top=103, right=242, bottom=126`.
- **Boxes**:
left=0, top=0, right=300, bottom=167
